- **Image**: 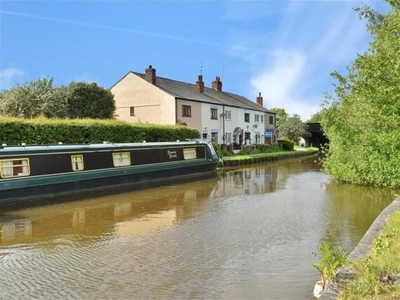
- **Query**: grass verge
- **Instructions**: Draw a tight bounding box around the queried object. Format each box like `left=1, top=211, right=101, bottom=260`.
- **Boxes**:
left=220, top=147, right=319, bottom=165
left=338, top=208, right=400, bottom=299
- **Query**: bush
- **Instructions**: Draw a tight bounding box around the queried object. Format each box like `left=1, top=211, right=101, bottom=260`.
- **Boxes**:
left=0, top=117, right=200, bottom=145
left=278, top=139, right=294, bottom=150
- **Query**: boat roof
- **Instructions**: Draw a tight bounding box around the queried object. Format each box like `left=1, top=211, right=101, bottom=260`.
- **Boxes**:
left=0, top=140, right=209, bottom=154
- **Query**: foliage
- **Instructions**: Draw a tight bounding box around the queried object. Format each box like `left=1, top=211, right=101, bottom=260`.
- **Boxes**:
left=321, top=2, right=400, bottom=188
left=278, top=139, right=294, bottom=150
left=0, top=78, right=116, bottom=119
left=270, top=108, right=288, bottom=127
left=0, top=117, right=199, bottom=145
left=306, top=110, right=325, bottom=123
left=338, top=209, right=400, bottom=299
left=277, top=114, right=309, bottom=143
left=312, top=243, right=348, bottom=280
left=67, top=82, right=116, bottom=119
left=270, top=108, right=309, bottom=143
left=0, top=78, right=68, bottom=118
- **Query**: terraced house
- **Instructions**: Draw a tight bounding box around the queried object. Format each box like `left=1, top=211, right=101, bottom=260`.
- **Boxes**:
left=111, top=65, right=276, bottom=146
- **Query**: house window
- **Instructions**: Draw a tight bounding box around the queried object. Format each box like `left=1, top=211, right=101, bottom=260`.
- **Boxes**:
left=202, top=133, right=208, bottom=139
left=261, top=115, right=264, bottom=123
left=244, top=113, right=250, bottom=122
left=0, top=158, right=30, bottom=178
left=225, top=110, right=231, bottom=120
left=182, top=105, right=191, bottom=117
left=71, top=155, right=84, bottom=171
left=211, top=132, right=218, bottom=142
left=245, top=132, right=251, bottom=144
left=130, top=107, right=135, bottom=116
left=255, top=114, right=260, bottom=122
left=113, top=152, right=131, bottom=167
left=269, top=116, right=274, bottom=125
left=255, top=132, right=261, bottom=144
left=210, top=108, right=218, bottom=120
left=225, top=132, right=232, bottom=143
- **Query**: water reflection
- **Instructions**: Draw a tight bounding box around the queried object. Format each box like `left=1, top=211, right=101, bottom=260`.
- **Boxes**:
left=322, top=182, right=396, bottom=247
left=0, top=179, right=219, bottom=245
left=0, top=157, right=316, bottom=245
left=0, top=156, right=397, bottom=300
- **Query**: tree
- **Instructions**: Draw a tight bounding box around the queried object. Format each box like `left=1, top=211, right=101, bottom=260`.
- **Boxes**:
left=0, top=78, right=68, bottom=118
left=278, top=114, right=309, bottom=143
left=67, top=82, right=116, bottom=119
left=321, top=2, right=400, bottom=188
left=306, top=110, right=324, bottom=123
left=271, top=108, right=288, bottom=127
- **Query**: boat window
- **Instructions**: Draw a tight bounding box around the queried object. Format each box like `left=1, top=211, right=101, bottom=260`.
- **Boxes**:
left=0, top=158, right=30, bottom=178
left=113, top=152, right=131, bottom=167
left=183, top=148, right=197, bottom=160
left=71, top=155, right=84, bottom=171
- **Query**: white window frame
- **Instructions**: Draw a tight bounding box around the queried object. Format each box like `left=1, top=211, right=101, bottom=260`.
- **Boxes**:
left=71, top=155, right=84, bottom=171
left=113, top=152, right=131, bottom=167
left=225, top=110, right=232, bottom=120
left=0, top=158, right=30, bottom=178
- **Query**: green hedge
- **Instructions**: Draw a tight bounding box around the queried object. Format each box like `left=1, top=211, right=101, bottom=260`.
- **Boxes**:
left=278, top=139, right=294, bottom=150
left=0, top=117, right=200, bottom=145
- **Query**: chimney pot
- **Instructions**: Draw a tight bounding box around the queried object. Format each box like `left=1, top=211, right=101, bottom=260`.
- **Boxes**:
left=196, top=75, right=204, bottom=93
left=256, top=92, right=263, bottom=107
left=145, top=65, right=156, bottom=84
left=212, top=76, right=222, bottom=92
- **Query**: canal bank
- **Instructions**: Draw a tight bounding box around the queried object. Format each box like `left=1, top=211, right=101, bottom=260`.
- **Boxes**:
left=219, top=147, right=319, bottom=167
left=321, top=197, right=400, bottom=299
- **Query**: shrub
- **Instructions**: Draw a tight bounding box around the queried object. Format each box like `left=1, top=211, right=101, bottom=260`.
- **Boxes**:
left=0, top=117, right=200, bottom=145
left=278, top=139, right=294, bottom=150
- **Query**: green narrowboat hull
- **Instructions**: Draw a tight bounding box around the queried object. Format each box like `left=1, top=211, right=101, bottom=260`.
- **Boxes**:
left=0, top=140, right=220, bottom=208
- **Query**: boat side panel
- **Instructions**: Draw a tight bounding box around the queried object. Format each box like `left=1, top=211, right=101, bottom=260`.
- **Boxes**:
left=0, top=145, right=208, bottom=178
left=0, top=161, right=219, bottom=208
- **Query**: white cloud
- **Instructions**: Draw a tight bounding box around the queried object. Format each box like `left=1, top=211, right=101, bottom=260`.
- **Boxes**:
left=0, top=68, right=25, bottom=90
left=224, top=0, right=384, bottom=121
left=250, top=50, right=319, bottom=121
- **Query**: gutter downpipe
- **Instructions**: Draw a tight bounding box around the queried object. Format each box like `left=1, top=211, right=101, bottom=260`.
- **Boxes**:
left=222, top=105, right=225, bottom=145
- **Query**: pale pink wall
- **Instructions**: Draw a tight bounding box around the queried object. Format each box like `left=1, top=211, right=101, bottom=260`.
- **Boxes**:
left=176, top=99, right=202, bottom=130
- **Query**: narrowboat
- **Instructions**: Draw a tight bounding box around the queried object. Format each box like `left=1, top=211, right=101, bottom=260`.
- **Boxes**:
left=0, top=139, right=220, bottom=207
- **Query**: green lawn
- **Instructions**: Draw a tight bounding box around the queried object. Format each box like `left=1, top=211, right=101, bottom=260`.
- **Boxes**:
left=220, top=147, right=319, bottom=162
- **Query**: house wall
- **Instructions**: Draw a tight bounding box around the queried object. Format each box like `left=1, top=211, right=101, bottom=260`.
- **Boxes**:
left=199, top=105, right=267, bottom=145
left=111, top=73, right=176, bottom=125
left=176, top=99, right=202, bottom=129
left=111, top=71, right=276, bottom=146
left=201, top=103, right=222, bottom=143
left=264, top=112, right=277, bottom=144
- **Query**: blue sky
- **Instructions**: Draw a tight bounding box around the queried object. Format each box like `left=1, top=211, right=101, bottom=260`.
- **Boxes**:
left=0, top=0, right=389, bottom=121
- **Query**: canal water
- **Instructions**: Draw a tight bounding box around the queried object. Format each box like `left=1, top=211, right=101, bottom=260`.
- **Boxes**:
left=0, top=155, right=396, bottom=300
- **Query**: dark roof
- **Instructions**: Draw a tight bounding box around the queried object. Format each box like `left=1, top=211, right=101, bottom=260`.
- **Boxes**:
left=132, top=72, right=274, bottom=113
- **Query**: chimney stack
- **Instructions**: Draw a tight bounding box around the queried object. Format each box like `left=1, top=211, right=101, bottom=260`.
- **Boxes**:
left=256, top=92, right=263, bottom=107
left=145, top=65, right=156, bottom=84
left=212, top=76, right=222, bottom=92
left=196, top=75, right=204, bottom=93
